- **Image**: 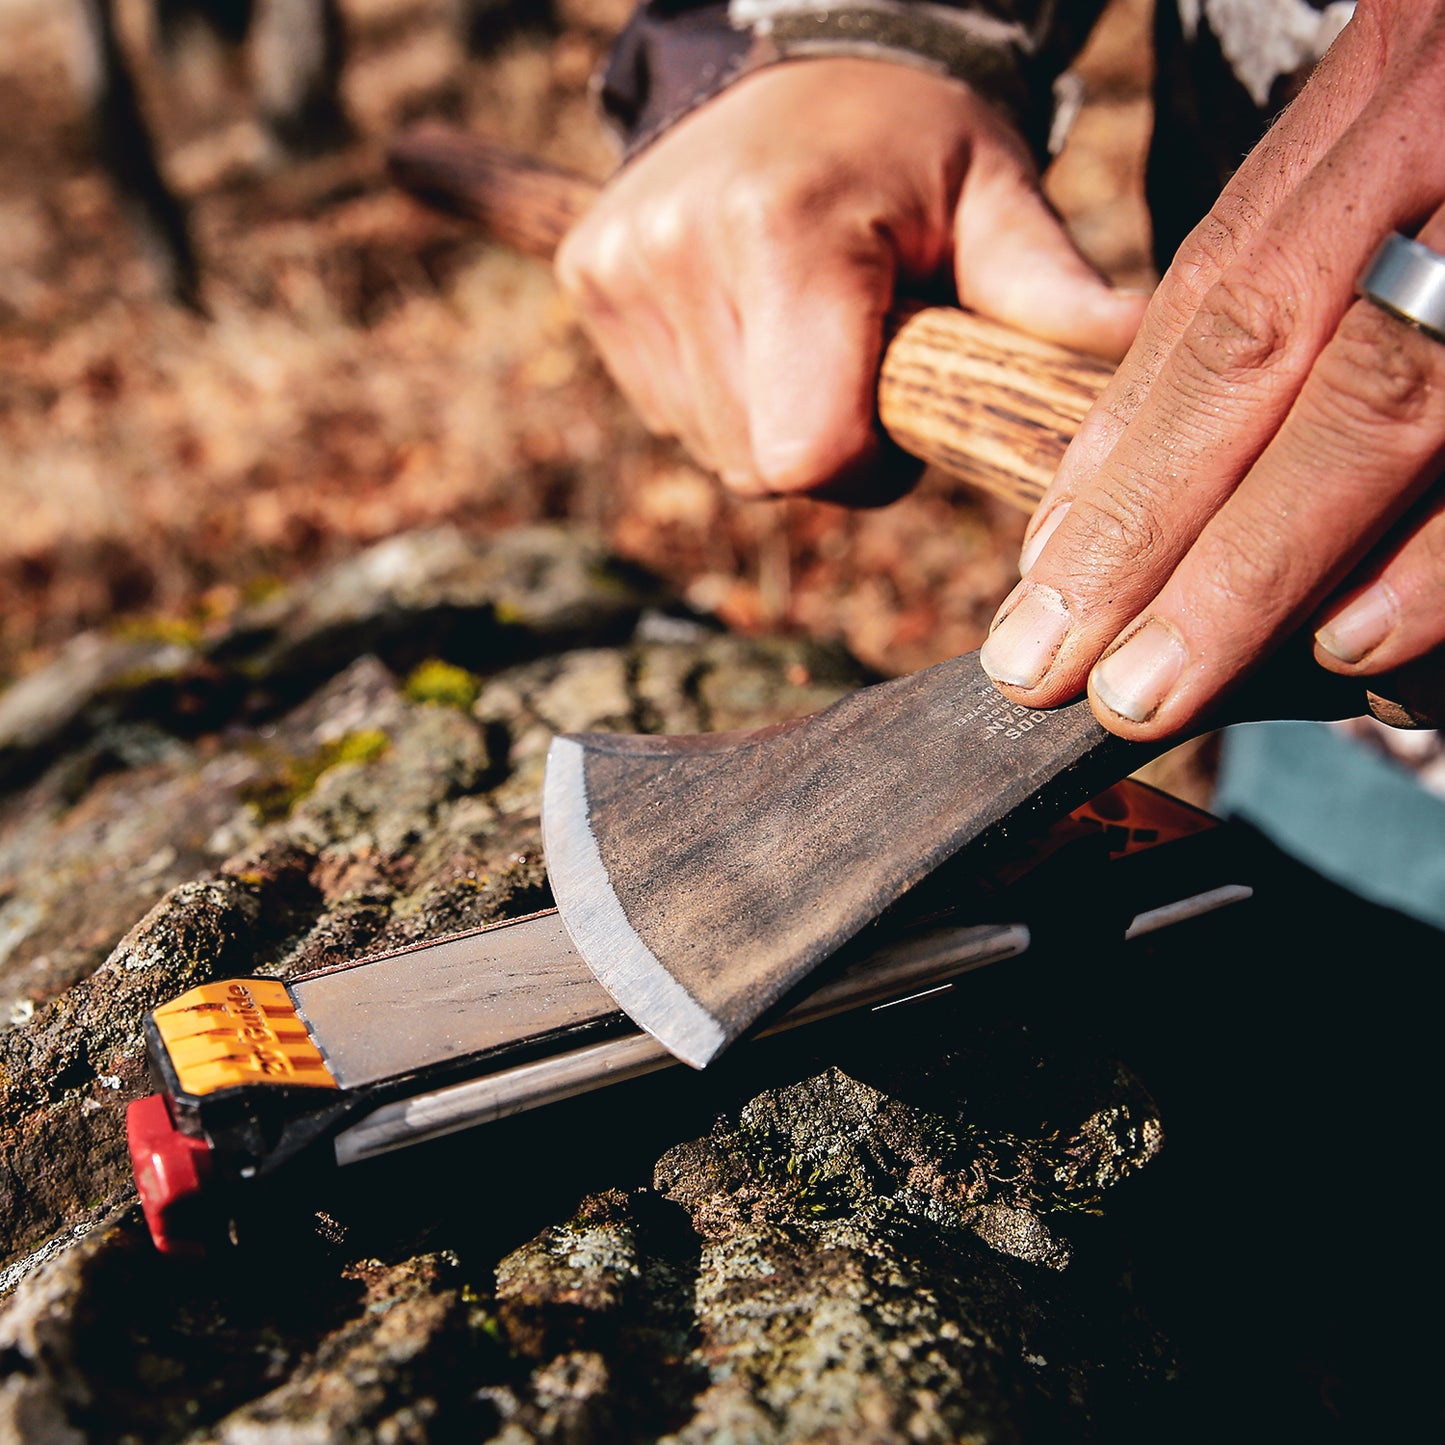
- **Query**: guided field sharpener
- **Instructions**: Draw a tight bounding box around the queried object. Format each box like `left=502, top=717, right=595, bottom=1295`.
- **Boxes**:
left=129, top=780, right=1244, bottom=1255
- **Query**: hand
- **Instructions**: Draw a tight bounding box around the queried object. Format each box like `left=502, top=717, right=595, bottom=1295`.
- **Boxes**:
left=980, top=1, right=1445, bottom=738
left=555, top=57, right=1146, bottom=502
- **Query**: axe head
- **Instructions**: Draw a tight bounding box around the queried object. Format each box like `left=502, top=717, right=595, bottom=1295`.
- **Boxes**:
left=541, top=650, right=1149, bottom=1067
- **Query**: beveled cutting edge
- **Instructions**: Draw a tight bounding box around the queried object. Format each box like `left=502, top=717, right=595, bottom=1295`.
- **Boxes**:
left=543, top=737, right=728, bottom=1064
left=542, top=649, right=1153, bottom=1068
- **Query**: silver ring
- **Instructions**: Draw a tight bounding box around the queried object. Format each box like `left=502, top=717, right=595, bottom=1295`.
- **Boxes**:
left=1356, top=232, right=1445, bottom=343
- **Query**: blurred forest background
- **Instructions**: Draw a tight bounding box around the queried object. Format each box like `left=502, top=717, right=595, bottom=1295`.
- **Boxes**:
left=0, top=0, right=1173, bottom=772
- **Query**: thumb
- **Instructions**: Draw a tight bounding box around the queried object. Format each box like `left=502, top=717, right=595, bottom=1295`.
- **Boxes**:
left=953, top=149, right=1147, bottom=362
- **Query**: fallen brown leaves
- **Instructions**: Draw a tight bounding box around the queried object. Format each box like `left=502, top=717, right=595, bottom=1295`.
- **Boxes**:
left=0, top=0, right=1154, bottom=695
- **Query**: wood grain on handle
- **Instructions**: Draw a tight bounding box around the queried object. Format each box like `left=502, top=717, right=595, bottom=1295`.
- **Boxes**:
left=387, top=124, right=1110, bottom=517
left=878, top=308, right=1108, bottom=511
left=389, top=126, right=596, bottom=263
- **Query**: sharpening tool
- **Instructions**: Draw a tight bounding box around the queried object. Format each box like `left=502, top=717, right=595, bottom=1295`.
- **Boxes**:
left=128, top=780, right=1246, bottom=1254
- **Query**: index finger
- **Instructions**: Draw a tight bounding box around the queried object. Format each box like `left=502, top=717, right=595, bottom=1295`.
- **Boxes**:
left=1017, top=19, right=1382, bottom=567
left=985, top=66, right=1442, bottom=709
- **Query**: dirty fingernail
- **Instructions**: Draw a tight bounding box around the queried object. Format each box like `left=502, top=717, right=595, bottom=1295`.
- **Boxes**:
left=1019, top=503, right=1070, bottom=575
left=980, top=586, right=1071, bottom=689
left=1316, top=583, right=1397, bottom=664
left=1091, top=619, right=1187, bottom=723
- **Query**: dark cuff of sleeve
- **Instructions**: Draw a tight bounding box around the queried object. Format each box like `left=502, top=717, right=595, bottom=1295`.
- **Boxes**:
left=740, top=2, right=1041, bottom=153
left=601, top=1, right=1052, bottom=166
left=599, top=3, right=758, bottom=158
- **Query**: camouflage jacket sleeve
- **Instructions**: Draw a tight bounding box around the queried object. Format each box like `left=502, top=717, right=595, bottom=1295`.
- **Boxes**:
left=598, top=0, right=1109, bottom=169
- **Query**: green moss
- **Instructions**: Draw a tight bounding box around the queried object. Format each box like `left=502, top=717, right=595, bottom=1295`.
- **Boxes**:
left=748, top=1145, right=831, bottom=1216
left=330, top=730, right=391, bottom=766
left=403, top=659, right=482, bottom=711
left=241, top=575, right=286, bottom=605
left=107, top=665, right=183, bottom=694
left=241, top=729, right=391, bottom=823
left=585, top=562, right=635, bottom=595
left=111, top=614, right=205, bottom=649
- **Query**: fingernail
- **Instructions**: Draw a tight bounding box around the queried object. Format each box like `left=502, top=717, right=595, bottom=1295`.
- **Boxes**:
left=1091, top=619, right=1187, bottom=723
left=1019, top=503, right=1070, bottom=576
left=1316, top=583, right=1397, bottom=664
left=980, top=586, right=1071, bottom=689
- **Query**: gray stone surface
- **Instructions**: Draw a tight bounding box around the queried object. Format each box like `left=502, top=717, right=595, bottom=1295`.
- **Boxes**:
left=1, top=525, right=1429, bottom=1443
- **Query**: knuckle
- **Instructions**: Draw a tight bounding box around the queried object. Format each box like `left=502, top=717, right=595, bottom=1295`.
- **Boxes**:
left=1173, top=190, right=1267, bottom=281
left=1314, top=303, right=1445, bottom=432
left=720, top=173, right=778, bottom=237
left=634, top=197, right=693, bottom=269
left=1067, top=479, right=1170, bottom=570
left=555, top=216, right=631, bottom=302
left=721, top=164, right=851, bottom=242
left=721, top=174, right=817, bottom=248
left=1197, top=517, right=1299, bottom=612
left=1179, top=272, right=1294, bottom=384
left=1173, top=218, right=1236, bottom=282
left=552, top=228, right=588, bottom=297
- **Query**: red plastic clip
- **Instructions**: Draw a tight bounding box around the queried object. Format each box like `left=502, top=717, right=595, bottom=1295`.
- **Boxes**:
left=126, top=1093, right=213, bottom=1256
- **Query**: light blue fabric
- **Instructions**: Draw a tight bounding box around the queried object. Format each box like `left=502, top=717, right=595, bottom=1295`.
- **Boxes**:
left=1214, top=721, right=1445, bottom=935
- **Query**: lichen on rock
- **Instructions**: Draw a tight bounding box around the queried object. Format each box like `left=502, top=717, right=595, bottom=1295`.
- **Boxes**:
left=0, top=528, right=1171, bottom=1443
left=3, top=526, right=1425, bottom=1442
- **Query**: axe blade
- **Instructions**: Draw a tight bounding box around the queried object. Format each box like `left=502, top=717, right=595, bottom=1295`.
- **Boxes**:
left=541, top=649, right=1151, bottom=1068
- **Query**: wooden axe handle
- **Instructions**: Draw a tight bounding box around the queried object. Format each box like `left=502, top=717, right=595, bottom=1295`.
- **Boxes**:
left=387, top=125, right=1440, bottom=729
left=387, top=124, right=1111, bottom=516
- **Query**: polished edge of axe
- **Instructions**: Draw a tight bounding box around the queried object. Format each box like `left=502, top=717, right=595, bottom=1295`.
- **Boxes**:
left=542, top=735, right=728, bottom=1069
